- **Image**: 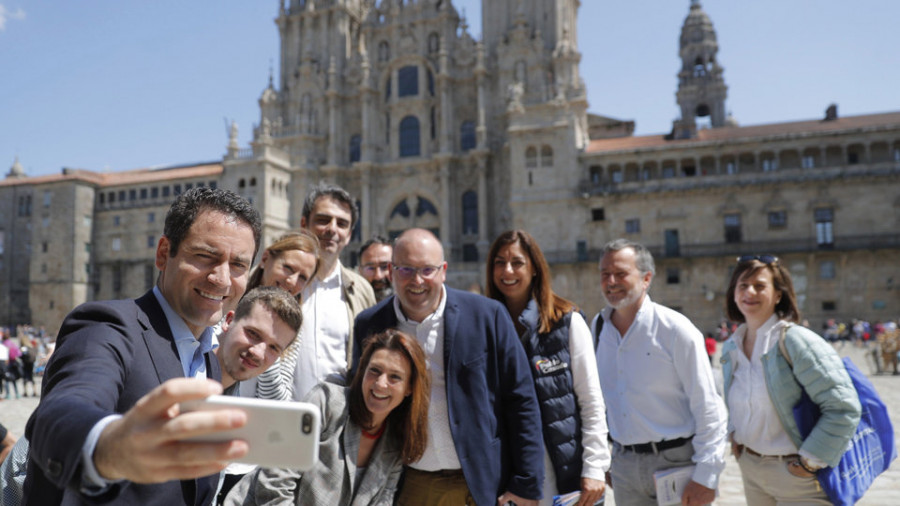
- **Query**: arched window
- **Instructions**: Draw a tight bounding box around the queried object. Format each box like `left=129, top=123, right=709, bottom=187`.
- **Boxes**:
left=460, top=121, right=476, bottom=151
left=427, top=69, right=434, bottom=96
left=525, top=146, right=537, bottom=168
left=249, top=177, right=257, bottom=187
left=238, top=179, right=246, bottom=189
left=378, top=41, right=390, bottom=62
left=398, top=66, right=418, bottom=97
left=390, top=200, right=410, bottom=219
left=541, top=145, right=553, bottom=167
left=462, top=191, right=478, bottom=234
left=385, top=76, right=391, bottom=102
left=399, top=116, right=421, bottom=157
left=349, top=134, right=361, bottom=163
left=693, top=57, right=706, bottom=77
left=416, top=197, right=438, bottom=217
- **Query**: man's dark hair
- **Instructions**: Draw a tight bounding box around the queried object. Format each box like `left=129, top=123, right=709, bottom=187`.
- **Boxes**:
left=234, top=286, right=304, bottom=335
left=301, top=182, right=358, bottom=228
left=358, top=234, right=391, bottom=259
left=164, top=187, right=262, bottom=257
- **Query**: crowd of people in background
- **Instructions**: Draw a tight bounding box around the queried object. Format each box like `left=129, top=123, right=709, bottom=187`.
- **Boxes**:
left=0, top=325, right=54, bottom=400
left=0, top=184, right=897, bottom=506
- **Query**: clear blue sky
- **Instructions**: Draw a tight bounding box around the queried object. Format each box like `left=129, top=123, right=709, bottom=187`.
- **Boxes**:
left=2, top=1, right=898, bottom=177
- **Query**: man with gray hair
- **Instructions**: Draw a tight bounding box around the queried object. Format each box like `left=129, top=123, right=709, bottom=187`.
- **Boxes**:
left=292, top=183, right=375, bottom=400
left=591, top=239, right=727, bottom=506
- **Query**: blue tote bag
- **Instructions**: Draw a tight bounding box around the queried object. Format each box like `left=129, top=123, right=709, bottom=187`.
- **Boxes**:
left=780, top=330, right=897, bottom=505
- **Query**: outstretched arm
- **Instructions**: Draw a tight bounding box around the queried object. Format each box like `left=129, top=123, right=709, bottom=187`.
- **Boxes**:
left=93, top=378, right=248, bottom=483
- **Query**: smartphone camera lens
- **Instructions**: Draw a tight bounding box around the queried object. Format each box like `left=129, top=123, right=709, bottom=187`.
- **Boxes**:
left=302, top=413, right=313, bottom=434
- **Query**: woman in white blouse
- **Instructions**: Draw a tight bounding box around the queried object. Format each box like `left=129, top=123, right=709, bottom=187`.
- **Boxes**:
left=486, top=230, right=610, bottom=506
left=720, top=255, right=860, bottom=505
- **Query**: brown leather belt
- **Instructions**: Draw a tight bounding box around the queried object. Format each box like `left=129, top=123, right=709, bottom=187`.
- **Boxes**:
left=736, top=443, right=799, bottom=460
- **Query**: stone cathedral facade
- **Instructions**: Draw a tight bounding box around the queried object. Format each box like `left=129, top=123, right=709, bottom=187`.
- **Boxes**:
left=2, top=0, right=899, bottom=334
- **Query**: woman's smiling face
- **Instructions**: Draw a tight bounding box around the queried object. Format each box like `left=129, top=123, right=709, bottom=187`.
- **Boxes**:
left=492, top=241, right=534, bottom=303
left=362, top=349, right=412, bottom=427
left=734, top=267, right=781, bottom=324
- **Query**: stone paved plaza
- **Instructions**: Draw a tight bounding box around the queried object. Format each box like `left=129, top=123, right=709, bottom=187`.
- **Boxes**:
left=1, top=342, right=898, bottom=504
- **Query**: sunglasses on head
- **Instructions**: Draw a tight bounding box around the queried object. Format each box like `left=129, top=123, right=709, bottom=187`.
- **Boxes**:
left=736, top=254, right=778, bottom=264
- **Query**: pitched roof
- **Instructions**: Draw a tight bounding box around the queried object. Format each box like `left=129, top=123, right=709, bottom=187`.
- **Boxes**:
left=585, top=111, right=900, bottom=154
left=0, top=162, right=223, bottom=188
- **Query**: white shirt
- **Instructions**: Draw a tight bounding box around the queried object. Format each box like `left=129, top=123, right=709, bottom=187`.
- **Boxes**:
left=393, top=285, right=461, bottom=471
left=0, top=343, right=8, bottom=362
left=540, top=312, right=611, bottom=505
left=727, top=316, right=826, bottom=467
left=294, top=262, right=351, bottom=400
left=728, top=316, right=798, bottom=456
left=594, top=296, right=727, bottom=489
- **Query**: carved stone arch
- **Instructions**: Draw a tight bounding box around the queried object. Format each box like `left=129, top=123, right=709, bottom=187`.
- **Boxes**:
left=387, top=193, right=441, bottom=238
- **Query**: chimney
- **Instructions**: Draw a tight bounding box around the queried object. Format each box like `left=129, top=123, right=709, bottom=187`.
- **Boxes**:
left=824, top=104, right=838, bottom=121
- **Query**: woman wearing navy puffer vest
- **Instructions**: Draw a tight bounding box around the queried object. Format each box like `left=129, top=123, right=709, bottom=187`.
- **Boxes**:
left=486, top=230, right=611, bottom=506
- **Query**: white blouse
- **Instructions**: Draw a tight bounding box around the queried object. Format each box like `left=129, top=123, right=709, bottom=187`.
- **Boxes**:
left=727, top=315, right=798, bottom=456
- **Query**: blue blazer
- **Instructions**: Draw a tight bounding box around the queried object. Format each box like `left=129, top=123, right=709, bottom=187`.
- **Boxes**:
left=351, top=287, right=544, bottom=506
left=23, top=290, right=221, bottom=506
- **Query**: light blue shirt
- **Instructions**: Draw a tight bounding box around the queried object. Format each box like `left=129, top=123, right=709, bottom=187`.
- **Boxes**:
left=153, top=286, right=214, bottom=378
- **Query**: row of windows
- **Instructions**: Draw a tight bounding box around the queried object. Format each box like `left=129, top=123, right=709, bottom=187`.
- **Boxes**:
left=349, top=118, right=476, bottom=162
left=592, top=207, right=836, bottom=247
left=98, top=180, right=217, bottom=206
left=663, top=259, right=838, bottom=289
left=589, top=142, right=900, bottom=185
left=376, top=32, right=442, bottom=64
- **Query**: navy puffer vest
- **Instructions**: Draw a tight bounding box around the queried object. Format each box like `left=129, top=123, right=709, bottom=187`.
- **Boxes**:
left=517, top=299, right=583, bottom=494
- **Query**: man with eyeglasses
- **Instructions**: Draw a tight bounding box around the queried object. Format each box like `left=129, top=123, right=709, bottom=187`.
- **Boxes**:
left=292, top=183, right=375, bottom=401
left=590, top=239, right=727, bottom=506
left=358, top=235, right=393, bottom=302
left=350, top=228, right=544, bottom=506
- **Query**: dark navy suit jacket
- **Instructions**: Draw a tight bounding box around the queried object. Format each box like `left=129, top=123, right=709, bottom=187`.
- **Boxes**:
left=351, top=287, right=544, bottom=506
left=23, top=290, right=221, bottom=505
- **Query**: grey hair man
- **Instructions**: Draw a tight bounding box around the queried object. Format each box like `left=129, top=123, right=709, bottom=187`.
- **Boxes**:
left=592, top=239, right=727, bottom=506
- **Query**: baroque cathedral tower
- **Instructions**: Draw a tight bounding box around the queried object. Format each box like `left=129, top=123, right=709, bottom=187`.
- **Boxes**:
left=227, top=0, right=588, bottom=279
left=672, top=0, right=729, bottom=139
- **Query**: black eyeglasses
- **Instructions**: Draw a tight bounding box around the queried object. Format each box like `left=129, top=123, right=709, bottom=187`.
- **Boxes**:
left=736, top=254, right=779, bottom=264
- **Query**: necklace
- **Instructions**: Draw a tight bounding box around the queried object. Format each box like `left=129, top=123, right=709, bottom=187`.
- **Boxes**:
left=361, top=423, right=386, bottom=440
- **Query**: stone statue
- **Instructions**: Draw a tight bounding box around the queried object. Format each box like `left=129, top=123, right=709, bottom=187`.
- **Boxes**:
left=507, top=82, right=524, bottom=113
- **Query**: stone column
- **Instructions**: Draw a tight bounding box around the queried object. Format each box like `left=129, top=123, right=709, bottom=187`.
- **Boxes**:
left=476, top=157, right=489, bottom=258
left=439, top=160, right=452, bottom=255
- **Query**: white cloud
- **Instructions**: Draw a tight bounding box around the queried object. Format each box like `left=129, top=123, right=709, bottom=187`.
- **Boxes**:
left=0, top=5, right=26, bottom=31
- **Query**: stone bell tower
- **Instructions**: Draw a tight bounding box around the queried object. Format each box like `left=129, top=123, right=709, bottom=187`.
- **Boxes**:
left=673, top=0, right=728, bottom=139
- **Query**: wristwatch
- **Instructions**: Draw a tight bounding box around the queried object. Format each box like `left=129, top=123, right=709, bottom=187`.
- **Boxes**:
left=799, top=457, right=822, bottom=473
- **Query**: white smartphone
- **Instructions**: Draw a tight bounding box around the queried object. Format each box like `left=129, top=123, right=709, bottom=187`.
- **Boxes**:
left=180, top=395, right=321, bottom=470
